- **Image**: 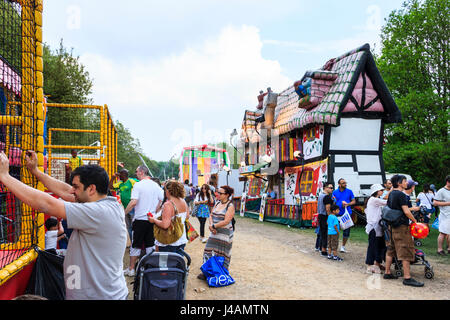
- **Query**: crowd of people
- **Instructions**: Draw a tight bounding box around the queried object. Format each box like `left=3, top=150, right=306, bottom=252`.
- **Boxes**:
left=314, top=174, right=450, bottom=288
left=0, top=148, right=237, bottom=300
left=0, top=146, right=448, bottom=298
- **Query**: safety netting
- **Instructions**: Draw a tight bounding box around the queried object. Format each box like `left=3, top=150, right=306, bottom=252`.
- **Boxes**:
left=0, top=0, right=42, bottom=281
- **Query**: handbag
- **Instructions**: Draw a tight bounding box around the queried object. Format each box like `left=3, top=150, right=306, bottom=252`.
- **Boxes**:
left=381, top=206, right=404, bottom=227
left=192, top=204, right=199, bottom=217
left=185, top=219, right=199, bottom=242
left=153, top=201, right=184, bottom=245
left=312, top=213, right=319, bottom=228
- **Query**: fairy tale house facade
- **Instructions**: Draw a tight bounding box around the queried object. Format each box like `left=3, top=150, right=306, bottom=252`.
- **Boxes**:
left=237, top=44, right=402, bottom=227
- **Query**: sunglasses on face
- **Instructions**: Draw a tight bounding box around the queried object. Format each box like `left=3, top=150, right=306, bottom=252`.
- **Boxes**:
left=217, top=191, right=226, bottom=195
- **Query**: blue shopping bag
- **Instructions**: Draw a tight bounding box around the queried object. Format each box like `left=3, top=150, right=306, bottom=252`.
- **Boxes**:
left=431, top=217, right=439, bottom=230
left=200, top=256, right=235, bottom=288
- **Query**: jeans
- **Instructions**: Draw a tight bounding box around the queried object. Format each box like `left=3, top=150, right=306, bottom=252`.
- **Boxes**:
left=198, top=217, right=207, bottom=238
left=318, top=214, right=328, bottom=251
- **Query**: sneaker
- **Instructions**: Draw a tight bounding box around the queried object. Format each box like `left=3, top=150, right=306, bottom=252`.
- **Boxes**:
left=333, top=256, right=343, bottom=261
left=127, top=269, right=136, bottom=277
left=403, top=278, right=424, bottom=287
left=202, top=238, right=207, bottom=243
left=340, top=246, right=347, bottom=253
left=320, top=251, right=328, bottom=257
left=314, top=248, right=320, bottom=252
left=383, top=273, right=398, bottom=280
left=327, top=254, right=333, bottom=259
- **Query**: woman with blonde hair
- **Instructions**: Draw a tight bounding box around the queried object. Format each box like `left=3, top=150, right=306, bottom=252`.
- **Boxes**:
left=198, top=185, right=235, bottom=280
left=148, top=180, right=190, bottom=255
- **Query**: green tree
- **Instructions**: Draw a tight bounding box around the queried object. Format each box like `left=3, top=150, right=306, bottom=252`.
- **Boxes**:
left=44, top=40, right=93, bottom=105
left=377, top=0, right=450, bottom=188
left=115, top=120, right=179, bottom=180
left=43, top=40, right=96, bottom=150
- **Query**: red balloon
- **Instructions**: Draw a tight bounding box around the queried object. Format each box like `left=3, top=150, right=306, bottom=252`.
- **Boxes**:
left=409, top=223, right=429, bottom=239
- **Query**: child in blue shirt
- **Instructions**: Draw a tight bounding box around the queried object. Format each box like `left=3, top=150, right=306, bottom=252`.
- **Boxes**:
left=327, top=205, right=343, bottom=261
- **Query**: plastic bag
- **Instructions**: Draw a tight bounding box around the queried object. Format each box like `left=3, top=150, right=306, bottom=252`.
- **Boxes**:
left=26, top=249, right=65, bottom=300
left=431, top=217, right=439, bottom=230
left=200, top=255, right=235, bottom=288
left=338, top=211, right=354, bottom=230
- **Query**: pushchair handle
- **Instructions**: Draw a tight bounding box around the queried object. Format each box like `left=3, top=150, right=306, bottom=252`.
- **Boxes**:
left=179, top=248, right=192, bottom=267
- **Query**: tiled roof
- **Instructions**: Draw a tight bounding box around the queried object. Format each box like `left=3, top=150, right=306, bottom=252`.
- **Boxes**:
left=241, top=43, right=401, bottom=141
left=274, top=45, right=367, bottom=134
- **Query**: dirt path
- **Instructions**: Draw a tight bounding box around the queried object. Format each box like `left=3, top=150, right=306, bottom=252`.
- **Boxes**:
left=125, top=216, right=450, bottom=300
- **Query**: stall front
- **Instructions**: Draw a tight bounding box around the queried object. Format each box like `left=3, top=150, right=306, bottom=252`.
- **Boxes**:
left=238, top=43, right=402, bottom=228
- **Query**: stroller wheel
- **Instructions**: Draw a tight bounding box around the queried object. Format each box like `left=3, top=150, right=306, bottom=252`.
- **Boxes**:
left=425, top=267, right=434, bottom=279
left=395, top=269, right=403, bottom=278
left=415, top=239, right=423, bottom=247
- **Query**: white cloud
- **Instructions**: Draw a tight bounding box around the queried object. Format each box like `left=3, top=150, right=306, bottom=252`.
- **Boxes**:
left=80, top=25, right=292, bottom=111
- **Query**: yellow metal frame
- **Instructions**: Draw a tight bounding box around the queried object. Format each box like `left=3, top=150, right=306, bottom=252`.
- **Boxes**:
left=0, top=0, right=44, bottom=286
left=44, top=104, right=117, bottom=180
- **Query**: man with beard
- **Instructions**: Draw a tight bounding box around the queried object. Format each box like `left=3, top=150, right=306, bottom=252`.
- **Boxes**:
left=0, top=151, right=128, bottom=300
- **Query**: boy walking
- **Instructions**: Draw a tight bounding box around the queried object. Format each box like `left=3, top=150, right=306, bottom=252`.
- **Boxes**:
left=327, top=205, right=343, bottom=261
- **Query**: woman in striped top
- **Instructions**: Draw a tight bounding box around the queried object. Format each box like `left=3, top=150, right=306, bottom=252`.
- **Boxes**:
left=198, top=185, right=235, bottom=280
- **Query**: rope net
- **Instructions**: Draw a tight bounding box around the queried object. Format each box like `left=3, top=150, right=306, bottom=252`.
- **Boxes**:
left=0, top=0, right=40, bottom=273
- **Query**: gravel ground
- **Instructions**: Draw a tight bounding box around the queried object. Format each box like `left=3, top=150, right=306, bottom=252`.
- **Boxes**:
left=124, top=215, right=450, bottom=300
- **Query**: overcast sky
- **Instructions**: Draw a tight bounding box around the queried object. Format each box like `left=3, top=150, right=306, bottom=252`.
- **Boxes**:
left=42, top=0, right=405, bottom=161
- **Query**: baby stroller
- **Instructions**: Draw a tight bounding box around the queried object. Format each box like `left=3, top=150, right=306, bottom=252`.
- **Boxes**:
left=380, top=208, right=434, bottom=280
left=133, top=248, right=191, bottom=300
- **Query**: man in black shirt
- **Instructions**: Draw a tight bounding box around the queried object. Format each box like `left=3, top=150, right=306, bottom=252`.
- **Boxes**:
left=317, top=182, right=335, bottom=257
left=384, top=175, right=423, bottom=287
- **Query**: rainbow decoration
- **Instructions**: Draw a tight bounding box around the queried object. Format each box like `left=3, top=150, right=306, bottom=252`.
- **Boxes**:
left=179, top=145, right=231, bottom=186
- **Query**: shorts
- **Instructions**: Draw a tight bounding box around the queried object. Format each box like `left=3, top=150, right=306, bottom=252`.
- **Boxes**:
left=132, top=220, right=155, bottom=249
left=328, top=234, right=339, bottom=251
left=386, top=225, right=415, bottom=262
left=343, top=227, right=351, bottom=238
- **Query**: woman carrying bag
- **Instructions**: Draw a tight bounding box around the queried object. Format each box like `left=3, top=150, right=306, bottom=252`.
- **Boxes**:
left=194, top=184, right=214, bottom=243
left=364, top=184, right=388, bottom=274
left=148, top=180, right=189, bottom=255
left=198, top=185, right=235, bottom=280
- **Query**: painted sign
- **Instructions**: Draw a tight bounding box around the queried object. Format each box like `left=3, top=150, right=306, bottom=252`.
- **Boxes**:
left=284, top=159, right=328, bottom=205
left=303, top=125, right=324, bottom=160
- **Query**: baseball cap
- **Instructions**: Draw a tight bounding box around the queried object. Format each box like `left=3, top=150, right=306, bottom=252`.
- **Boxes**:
left=407, top=179, right=418, bottom=189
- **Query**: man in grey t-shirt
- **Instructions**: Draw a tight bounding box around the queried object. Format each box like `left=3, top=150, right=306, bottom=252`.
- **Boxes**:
left=0, top=151, right=128, bottom=300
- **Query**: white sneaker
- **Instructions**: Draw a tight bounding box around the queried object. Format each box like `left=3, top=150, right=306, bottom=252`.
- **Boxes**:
left=340, top=246, right=347, bottom=253
left=123, top=268, right=135, bottom=277
left=202, top=238, right=207, bottom=243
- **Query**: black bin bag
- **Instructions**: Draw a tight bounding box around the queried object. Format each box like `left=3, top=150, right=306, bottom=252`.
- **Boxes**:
left=26, top=249, right=65, bottom=300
